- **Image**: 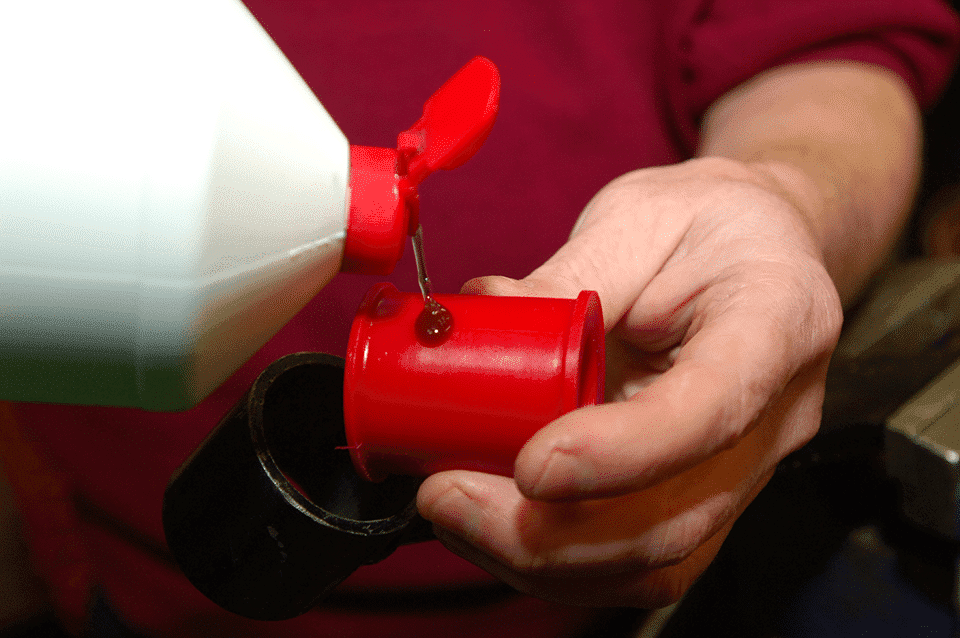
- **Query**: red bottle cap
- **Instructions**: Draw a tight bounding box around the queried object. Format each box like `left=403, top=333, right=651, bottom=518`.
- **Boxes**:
left=343, top=283, right=605, bottom=482
left=341, top=57, right=500, bottom=274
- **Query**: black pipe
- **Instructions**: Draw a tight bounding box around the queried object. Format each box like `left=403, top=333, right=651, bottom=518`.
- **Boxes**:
left=162, top=352, right=427, bottom=621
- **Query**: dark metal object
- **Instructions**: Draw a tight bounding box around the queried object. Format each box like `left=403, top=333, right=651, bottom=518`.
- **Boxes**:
left=162, top=352, right=428, bottom=621
left=822, top=259, right=960, bottom=432
left=818, top=259, right=960, bottom=540
left=886, top=359, right=960, bottom=541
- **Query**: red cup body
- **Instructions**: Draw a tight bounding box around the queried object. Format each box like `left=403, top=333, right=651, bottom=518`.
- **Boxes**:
left=343, top=283, right=604, bottom=482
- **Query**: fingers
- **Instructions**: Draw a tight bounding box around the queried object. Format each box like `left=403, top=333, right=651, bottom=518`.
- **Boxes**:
left=460, top=177, right=695, bottom=329
left=515, top=279, right=835, bottom=501
left=463, top=257, right=838, bottom=504
left=432, top=523, right=727, bottom=608
left=417, top=467, right=755, bottom=607
left=418, top=470, right=722, bottom=576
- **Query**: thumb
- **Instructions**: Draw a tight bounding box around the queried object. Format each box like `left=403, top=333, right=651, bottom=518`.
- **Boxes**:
left=465, top=241, right=607, bottom=300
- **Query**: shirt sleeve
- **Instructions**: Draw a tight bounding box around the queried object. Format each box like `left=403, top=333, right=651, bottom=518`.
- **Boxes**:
left=662, top=0, right=960, bottom=151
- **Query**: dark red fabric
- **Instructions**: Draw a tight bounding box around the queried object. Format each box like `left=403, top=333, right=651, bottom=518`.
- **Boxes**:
left=663, top=0, right=960, bottom=147
left=10, top=1, right=959, bottom=636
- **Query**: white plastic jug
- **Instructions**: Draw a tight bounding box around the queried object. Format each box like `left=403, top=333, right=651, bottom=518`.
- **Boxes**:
left=0, top=0, right=499, bottom=410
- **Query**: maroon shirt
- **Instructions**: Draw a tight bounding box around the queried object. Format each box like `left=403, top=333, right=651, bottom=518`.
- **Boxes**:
left=10, top=1, right=959, bottom=636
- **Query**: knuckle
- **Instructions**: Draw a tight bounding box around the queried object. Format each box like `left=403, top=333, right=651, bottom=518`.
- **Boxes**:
left=697, top=364, right=758, bottom=452
left=637, top=505, right=721, bottom=571
left=787, top=263, right=844, bottom=364
left=815, top=277, right=844, bottom=350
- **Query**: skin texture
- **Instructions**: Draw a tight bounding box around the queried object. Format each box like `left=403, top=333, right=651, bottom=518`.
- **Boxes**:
left=416, top=61, right=921, bottom=608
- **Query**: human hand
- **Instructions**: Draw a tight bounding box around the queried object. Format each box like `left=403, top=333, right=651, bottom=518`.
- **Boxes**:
left=416, top=157, right=844, bottom=607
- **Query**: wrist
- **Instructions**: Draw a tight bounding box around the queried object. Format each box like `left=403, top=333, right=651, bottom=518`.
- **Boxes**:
left=697, top=62, right=922, bottom=304
left=745, top=156, right=839, bottom=257
left=696, top=153, right=860, bottom=304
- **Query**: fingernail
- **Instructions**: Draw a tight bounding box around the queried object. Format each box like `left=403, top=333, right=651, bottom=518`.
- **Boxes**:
left=521, top=445, right=593, bottom=498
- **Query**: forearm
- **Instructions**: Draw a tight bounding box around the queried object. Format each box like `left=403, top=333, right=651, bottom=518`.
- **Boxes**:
left=697, top=61, right=923, bottom=305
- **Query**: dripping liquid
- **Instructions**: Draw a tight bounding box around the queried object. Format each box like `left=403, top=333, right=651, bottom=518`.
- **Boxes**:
left=412, top=225, right=453, bottom=346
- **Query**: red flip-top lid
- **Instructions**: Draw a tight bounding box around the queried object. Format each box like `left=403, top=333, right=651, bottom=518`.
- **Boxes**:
left=341, top=57, right=500, bottom=274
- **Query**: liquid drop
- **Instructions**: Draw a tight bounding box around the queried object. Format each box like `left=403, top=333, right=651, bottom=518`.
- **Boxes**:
left=415, top=297, right=453, bottom=346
